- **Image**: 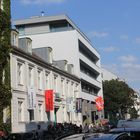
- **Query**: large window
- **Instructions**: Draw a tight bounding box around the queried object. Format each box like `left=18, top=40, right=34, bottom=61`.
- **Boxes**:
left=45, top=71, right=50, bottom=89
left=28, top=66, right=34, bottom=87
left=61, top=78, right=65, bottom=96
left=38, top=69, right=42, bottom=90
left=81, top=81, right=100, bottom=95
left=17, top=62, right=24, bottom=85
left=28, top=110, right=34, bottom=122
left=38, top=102, right=43, bottom=121
left=80, top=60, right=99, bottom=80
left=53, top=74, right=58, bottom=92
left=18, top=100, right=24, bottom=122
left=79, top=40, right=99, bottom=64
left=50, top=22, right=73, bottom=32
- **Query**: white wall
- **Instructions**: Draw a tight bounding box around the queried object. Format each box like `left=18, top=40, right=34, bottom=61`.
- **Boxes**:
left=22, top=30, right=80, bottom=77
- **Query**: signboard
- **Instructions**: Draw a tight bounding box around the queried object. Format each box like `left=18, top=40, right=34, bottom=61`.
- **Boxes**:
left=95, top=96, right=104, bottom=111
left=28, top=87, right=36, bottom=109
left=66, top=97, right=75, bottom=112
left=45, top=90, right=54, bottom=111
left=76, top=98, right=82, bottom=113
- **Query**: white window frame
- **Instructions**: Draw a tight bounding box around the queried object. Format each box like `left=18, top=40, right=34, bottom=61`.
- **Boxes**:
left=61, top=78, right=65, bottom=96
left=18, top=99, right=24, bottom=122
left=27, top=40, right=32, bottom=53
left=53, top=74, right=58, bottom=92
left=45, top=71, right=50, bottom=89
left=17, top=61, right=24, bottom=85
left=38, top=69, right=42, bottom=90
left=38, top=102, right=43, bottom=121
left=28, top=65, right=34, bottom=87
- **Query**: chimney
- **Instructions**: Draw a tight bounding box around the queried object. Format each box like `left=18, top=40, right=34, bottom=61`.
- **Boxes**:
left=19, top=37, right=32, bottom=54
left=33, top=47, right=53, bottom=63
left=11, top=29, right=19, bottom=47
left=53, top=60, right=68, bottom=71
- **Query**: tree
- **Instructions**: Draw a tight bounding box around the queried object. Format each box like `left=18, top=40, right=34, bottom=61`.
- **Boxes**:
left=103, top=79, right=135, bottom=125
left=0, top=0, right=11, bottom=131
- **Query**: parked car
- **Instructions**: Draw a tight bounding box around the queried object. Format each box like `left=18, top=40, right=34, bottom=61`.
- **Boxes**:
left=110, top=127, right=140, bottom=140
left=82, top=132, right=131, bottom=140
left=117, top=119, right=140, bottom=128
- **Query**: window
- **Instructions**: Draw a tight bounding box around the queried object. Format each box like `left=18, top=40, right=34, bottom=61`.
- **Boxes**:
left=29, top=66, right=34, bottom=87
left=66, top=80, right=69, bottom=97
left=29, top=110, right=34, bottom=121
left=45, top=72, right=50, bottom=89
left=18, top=100, right=24, bottom=122
left=27, top=40, right=32, bottom=53
left=38, top=69, right=42, bottom=90
left=17, top=62, right=24, bottom=85
left=61, top=78, right=65, bottom=96
left=38, top=103, right=43, bottom=121
left=53, top=75, right=58, bottom=92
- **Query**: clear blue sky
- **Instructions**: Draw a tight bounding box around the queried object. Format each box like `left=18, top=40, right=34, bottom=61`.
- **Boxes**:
left=11, top=0, right=140, bottom=92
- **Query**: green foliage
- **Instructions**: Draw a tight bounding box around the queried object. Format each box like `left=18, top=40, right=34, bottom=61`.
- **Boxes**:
left=103, top=79, right=135, bottom=122
left=0, top=0, right=11, bottom=131
left=129, top=107, right=139, bottom=119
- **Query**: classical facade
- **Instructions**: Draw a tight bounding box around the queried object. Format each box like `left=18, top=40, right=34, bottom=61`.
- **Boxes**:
left=10, top=30, right=81, bottom=133
left=14, top=14, right=104, bottom=124
left=14, top=15, right=104, bottom=122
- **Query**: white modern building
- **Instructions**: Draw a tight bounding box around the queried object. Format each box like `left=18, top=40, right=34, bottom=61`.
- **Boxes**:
left=9, top=30, right=81, bottom=133
left=14, top=14, right=104, bottom=124
left=101, top=67, right=118, bottom=81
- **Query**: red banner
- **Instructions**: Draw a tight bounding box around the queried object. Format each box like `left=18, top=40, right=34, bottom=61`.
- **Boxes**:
left=45, top=90, right=54, bottom=111
left=95, top=96, right=104, bottom=111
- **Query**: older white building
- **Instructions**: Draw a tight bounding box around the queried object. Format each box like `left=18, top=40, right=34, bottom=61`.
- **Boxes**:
left=14, top=14, right=104, bottom=124
left=10, top=30, right=81, bottom=133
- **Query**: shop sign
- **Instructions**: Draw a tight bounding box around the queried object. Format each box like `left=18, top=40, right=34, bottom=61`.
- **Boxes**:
left=76, top=98, right=82, bottom=113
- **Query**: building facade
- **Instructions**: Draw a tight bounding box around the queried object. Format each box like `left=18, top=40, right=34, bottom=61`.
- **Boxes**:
left=101, top=67, right=118, bottom=81
left=14, top=15, right=104, bottom=124
left=10, top=30, right=81, bottom=133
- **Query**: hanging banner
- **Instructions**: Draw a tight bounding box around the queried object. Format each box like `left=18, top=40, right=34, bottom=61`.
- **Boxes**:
left=95, top=96, right=104, bottom=111
left=45, top=90, right=54, bottom=111
left=28, top=87, right=36, bottom=109
left=76, top=98, right=82, bottom=113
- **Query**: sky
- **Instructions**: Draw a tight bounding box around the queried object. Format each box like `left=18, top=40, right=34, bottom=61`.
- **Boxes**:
left=11, top=0, right=140, bottom=92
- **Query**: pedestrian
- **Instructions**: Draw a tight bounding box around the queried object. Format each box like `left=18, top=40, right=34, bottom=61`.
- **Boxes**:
left=83, top=123, right=89, bottom=133
left=36, top=124, right=43, bottom=140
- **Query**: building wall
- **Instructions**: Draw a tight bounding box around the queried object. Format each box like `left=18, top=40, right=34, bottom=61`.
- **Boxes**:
left=20, top=30, right=80, bottom=77
left=10, top=51, right=81, bottom=133
left=102, top=67, right=118, bottom=81
left=15, top=15, right=104, bottom=123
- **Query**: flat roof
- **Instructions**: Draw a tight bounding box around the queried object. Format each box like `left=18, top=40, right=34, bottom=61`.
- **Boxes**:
left=13, top=14, right=91, bottom=44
